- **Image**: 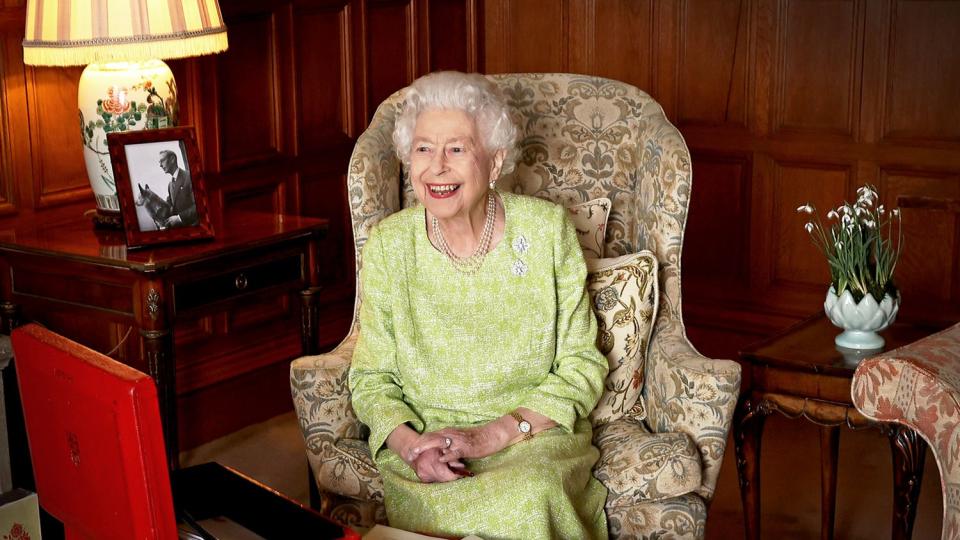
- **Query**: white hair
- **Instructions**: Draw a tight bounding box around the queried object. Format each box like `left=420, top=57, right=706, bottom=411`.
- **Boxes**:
left=393, top=71, right=518, bottom=177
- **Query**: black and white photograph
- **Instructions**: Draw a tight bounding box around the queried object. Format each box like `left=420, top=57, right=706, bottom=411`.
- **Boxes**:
left=124, top=140, right=198, bottom=232
left=108, top=127, right=214, bottom=248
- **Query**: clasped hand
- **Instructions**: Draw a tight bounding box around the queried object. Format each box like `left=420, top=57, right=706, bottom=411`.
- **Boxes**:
left=390, top=422, right=510, bottom=484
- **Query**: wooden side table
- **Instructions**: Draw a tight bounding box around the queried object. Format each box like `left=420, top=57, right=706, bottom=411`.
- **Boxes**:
left=734, top=315, right=939, bottom=540
left=0, top=211, right=328, bottom=470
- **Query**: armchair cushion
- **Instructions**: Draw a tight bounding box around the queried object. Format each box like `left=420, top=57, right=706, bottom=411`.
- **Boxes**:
left=567, top=197, right=612, bottom=258
left=587, top=252, right=658, bottom=426
left=593, top=416, right=701, bottom=507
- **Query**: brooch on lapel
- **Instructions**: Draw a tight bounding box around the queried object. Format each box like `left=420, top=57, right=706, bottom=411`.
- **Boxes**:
left=512, top=235, right=530, bottom=255
left=511, top=259, right=528, bottom=277
left=511, top=235, right=530, bottom=276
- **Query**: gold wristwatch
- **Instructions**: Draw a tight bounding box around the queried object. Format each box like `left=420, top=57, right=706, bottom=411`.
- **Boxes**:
left=510, top=411, right=534, bottom=442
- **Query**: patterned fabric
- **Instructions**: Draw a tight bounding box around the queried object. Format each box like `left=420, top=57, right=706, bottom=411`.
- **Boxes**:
left=593, top=416, right=701, bottom=506
left=587, top=252, right=658, bottom=426
left=568, top=197, right=612, bottom=258
left=348, top=193, right=609, bottom=539
left=290, top=73, right=743, bottom=538
left=851, top=323, right=960, bottom=540
left=606, top=493, right=707, bottom=540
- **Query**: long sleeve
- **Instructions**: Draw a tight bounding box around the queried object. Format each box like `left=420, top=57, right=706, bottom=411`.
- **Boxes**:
left=349, top=229, right=424, bottom=458
left=517, top=208, right=608, bottom=431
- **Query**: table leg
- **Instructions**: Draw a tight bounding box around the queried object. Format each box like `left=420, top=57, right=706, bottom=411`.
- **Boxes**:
left=142, top=328, right=178, bottom=471
left=734, top=396, right=767, bottom=540
left=300, top=287, right=322, bottom=356
left=0, top=302, right=20, bottom=334
left=888, top=425, right=926, bottom=540
left=820, top=425, right=840, bottom=540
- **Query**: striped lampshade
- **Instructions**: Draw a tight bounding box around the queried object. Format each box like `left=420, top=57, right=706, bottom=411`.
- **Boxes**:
left=23, top=0, right=228, bottom=66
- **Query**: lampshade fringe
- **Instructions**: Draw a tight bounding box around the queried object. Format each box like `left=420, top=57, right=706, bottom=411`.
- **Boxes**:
left=23, top=31, right=228, bottom=67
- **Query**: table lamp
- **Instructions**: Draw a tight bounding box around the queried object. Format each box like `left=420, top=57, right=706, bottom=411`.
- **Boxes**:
left=22, top=0, right=228, bottom=226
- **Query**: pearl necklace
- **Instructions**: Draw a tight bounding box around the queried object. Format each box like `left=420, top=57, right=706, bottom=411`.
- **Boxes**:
left=431, top=191, right=497, bottom=275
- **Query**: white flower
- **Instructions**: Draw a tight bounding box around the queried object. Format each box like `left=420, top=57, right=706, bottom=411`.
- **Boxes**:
left=840, top=206, right=852, bottom=216
left=841, top=214, right=853, bottom=226
left=804, top=222, right=815, bottom=233
left=878, top=205, right=885, bottom=214
left=512, top=235, right=530, bottom=254
left=892, top=208, right=900, bottom=216
left=854, top=206, right=865, bottom=216
left=827, top=210, right=839, bottom=220
left=863, top=220, right=876, bottom=228
left=796, top=204, right=814, bottom=214
left=511, top=259, right=528, bottom=276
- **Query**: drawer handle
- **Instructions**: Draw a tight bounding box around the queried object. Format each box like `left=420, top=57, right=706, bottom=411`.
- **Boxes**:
left=235, top=273, right=249, bottom=290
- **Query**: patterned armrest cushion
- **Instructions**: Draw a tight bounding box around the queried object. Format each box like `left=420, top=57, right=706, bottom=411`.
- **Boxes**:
left=586, top=252, right=658, bottom=426
left=593, top=416, right=701, bottom=507
left=567, top=197, right=611, bottom=259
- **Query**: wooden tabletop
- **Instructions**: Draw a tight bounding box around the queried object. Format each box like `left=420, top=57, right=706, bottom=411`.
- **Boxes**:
left=0, top=211, right=328, bottom=271
left=739, top=314, right=943, bottom=378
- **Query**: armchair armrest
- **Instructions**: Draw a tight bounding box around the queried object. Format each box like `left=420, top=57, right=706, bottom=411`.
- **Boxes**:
left=642, top=330, right=741, bottom=501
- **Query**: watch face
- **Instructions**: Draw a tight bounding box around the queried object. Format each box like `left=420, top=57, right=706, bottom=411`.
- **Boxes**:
left=518, top=420, right=532, bottom=434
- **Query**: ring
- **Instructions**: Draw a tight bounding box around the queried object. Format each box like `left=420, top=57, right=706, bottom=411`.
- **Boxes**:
left=444, top=437, right=452, bottom=449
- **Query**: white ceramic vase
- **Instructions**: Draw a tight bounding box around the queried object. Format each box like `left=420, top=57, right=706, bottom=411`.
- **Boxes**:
left=824, top=286, right=899, bottom=350
left=78, top=60, right=178, bottom=213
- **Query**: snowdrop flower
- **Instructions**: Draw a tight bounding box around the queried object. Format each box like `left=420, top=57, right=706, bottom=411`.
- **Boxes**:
left=827, top=210, right=839, bottom=220
left=878, top=205, right=885, bottom=215
left=804, top=222, right=815, bottom=233
left=796, top=204, right=814, bottom=214
left=892, top=208, right=900, bottom=217
left=863, top=220, right=876, bottom=228
left=841, top=214, right=853, bottom=226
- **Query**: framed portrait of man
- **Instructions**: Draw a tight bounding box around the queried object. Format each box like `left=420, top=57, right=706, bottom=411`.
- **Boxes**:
left=108, top=127, right=214, bottom=248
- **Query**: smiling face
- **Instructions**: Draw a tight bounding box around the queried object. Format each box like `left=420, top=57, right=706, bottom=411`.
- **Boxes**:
left=409, top=108, right=502, bottom=223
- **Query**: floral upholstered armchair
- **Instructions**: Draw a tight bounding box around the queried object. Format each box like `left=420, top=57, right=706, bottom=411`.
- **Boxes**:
left=852, top=323, right=960, bottom=540
left=290, top=73, right=742, bottom=539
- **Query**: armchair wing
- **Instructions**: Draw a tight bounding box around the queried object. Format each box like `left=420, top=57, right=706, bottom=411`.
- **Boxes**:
left=851, top=323, right=960, bottom=540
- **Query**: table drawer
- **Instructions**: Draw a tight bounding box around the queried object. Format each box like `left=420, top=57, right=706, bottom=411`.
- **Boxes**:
left=173, top=254, right=304, bottom=312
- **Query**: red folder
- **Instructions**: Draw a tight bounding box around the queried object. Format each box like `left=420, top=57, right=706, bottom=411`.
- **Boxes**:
left=13, top=324, right=177, bottom=540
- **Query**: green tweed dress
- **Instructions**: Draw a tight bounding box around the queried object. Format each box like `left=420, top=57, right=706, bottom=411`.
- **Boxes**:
left=349, top=191, right=609, bottom=540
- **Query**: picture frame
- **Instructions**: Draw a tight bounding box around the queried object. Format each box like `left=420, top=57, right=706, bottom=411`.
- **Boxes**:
left=107, top=127, right=214, bottom=248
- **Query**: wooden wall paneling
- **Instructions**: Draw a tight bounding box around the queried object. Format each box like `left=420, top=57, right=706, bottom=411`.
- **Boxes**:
left=220, top=174, right=290, bottom=215
left=483, top=0, right=568, bottom=73
left=568, top=0, right=656, bottom=92
left=684, top=151, right=752, bottom=286
left=772, top=0, right=862, bottom=138
left=294, top=1, right=355, bottom=152
left=422, top=0, right=479, bottom=73
left=25, top=65, right=89, bottom=208
left=857, top=0, right=888, bottom=146
left=881, top=0, right=960, bottom=145
left=366, top=0, right=417, bottom=117
left=879, top=168, right=960, bottom=317
left=751, top=0, right=776, bottom=136
left=770, top=160, right=851, bottom=290
left=300, top=168, right=351, bottom=284
left=676, top=0, right=750, bottom=128
left=214, top=6, right=293, bottom=171
left=0, top=29, right=20, bottom=214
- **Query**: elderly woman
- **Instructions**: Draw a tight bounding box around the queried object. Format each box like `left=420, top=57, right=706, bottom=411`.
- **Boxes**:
left=348, top=71, right=609, bottom=539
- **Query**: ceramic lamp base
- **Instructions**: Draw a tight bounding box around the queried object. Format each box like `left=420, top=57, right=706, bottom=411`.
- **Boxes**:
left=79, top=60, right=178, bottom=213
left=834, top=329, right=885, bottom=350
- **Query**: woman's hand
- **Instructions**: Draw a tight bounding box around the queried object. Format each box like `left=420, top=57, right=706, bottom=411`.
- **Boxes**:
left=410, top=448, right=465, bottom=483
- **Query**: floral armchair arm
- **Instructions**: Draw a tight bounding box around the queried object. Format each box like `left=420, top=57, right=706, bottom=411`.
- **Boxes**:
left=290, top=333, right=365, bottom=482
left=642, top=330, right=742, bottom=501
